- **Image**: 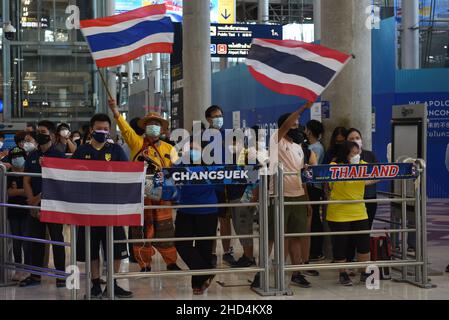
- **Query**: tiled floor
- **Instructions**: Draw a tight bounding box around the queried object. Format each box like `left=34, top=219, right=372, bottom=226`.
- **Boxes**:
left=1, top=200, right=449, bottom=300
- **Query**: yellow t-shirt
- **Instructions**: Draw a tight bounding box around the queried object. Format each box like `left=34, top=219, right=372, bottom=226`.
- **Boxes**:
left=326, top=161, right=368, bottom=222
left=116, top=114, right=176, bottom=169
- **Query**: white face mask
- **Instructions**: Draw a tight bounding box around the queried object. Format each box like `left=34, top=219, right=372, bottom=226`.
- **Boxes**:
left=60, top=129, right=70, bottom=138
left=23, top=142, right=37, bottom=153
left=350, top=154, right=361, bottom=164
left=354, top=139, right=363, bottom=150
left=0, top=141, right=3, bottom=149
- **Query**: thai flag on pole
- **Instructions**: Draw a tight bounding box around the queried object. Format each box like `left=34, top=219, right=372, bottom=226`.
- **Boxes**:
left=40, top=158, right=145, bottom=227
left=80, top=4, right=174, bottom=68
left=246, top=39, right=352, bottom=102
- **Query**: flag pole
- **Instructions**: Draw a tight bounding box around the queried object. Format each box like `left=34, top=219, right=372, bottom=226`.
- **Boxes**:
left=98, top=68, right=115, bottom=101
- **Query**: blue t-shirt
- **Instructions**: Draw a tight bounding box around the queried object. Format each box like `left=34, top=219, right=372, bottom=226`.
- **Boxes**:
left=71, top=142, right=129, bottom=162
left=24, top=145, right=66, bottom=196
left=308, top=142, right=325, bottom=165
left=175, top=165, right=219, bottom=215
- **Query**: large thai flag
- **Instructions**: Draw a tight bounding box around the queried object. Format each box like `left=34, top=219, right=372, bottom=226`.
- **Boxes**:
left=40, top=158, right=145, bottom=227
left=246, top=39, right=352, bottom=102
left=80, top=4, right=174, bottom=68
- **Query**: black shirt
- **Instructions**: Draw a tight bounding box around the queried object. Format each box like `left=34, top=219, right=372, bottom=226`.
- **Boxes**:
left=24, top=145, right=66, bottom=196
left=7, top=175, right=28, bottom=219
left=361, top=149, right=379, bottom=199
left=72, top=142, right=128, bottom=162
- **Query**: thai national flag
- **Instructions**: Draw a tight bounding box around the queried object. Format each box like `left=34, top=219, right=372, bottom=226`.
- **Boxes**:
left=246, top=39, right=352, bottom=102
left=80, top=4, right=174, bottom=68
left=40, top=158, right=145, bottom=227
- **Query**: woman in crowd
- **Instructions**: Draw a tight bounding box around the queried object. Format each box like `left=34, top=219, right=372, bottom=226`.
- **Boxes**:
left=70, top=131, right=82, bottom=147
left=323, top=127, right=348, bottom=164
left=7, top=147, right=30, bottom=282
left=326, top=141, right=375, bottom=286
left=174, top=139, right=218, bottom=295
left=54, top=123, right=77, bottom=154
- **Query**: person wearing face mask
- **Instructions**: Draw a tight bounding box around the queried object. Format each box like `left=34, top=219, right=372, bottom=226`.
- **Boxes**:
left=21, top=120, right=67, bottom=288
left=108, top=100, right=180, bottom=273
left=6, top=147, right=30, bottom=282
left=54, top=123, right=77, bottom=154
left=326, top=141, right=377, bottom=286
left=23, top=132, right=38, bottom=155
left=173, top=139, right=219, bottom=295
left=70, top=131, right=82, bottom=147
left=323, top=127, right=348, bottom=164
left=204, top=105, right=237, bottom=267
left=71, top=113, right=133, bottom=299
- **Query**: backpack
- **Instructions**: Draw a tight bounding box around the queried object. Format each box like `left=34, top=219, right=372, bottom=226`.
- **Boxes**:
left=370, top=234, right=392, bottom=280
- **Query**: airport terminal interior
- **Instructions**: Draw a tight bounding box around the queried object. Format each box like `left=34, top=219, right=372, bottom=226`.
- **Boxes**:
left=1, top=0, right=449, bottom=301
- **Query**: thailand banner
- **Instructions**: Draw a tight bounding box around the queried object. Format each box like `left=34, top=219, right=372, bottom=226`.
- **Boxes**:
left=303, top=163, right=418, bottom=183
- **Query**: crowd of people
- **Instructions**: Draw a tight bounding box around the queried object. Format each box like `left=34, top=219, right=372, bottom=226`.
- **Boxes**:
left=1, top=101, right=443, bottom=299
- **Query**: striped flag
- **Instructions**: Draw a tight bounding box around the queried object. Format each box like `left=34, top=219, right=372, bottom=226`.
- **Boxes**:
left=246, top=39, right=352, bottom=102
left=80, top=4, right=174, bottom=68
left=40, top=158, right=145, bottom=227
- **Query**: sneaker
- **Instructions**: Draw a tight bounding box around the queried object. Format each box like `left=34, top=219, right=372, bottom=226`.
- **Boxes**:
left=222, top=252, right=237, bottom=266
left=90, top=285, right=103, bottom=299
left=407, top=247, right=416, bottom=253
left=291, top=273, right=311, bottom=288
left=211, top=254, right=217, bottom=268
left=309, top=254, right=326, bottom=262
left=304, top=270, right=320, bottom=277
left=446, top=265, right=449, bottom=273
left=250, top=273, right=261, bottom=289
left=56, top=279, right=66, bottom=288
left=232, top=256, right=256, bottom=268
left=339, top=272, right=353, bottom=286
left=360, top=272, right=371, bottom=284
left=140, top=267, right=151, bottom=272
left=347, top=269, right=356, bottom=277
left=19, top=276, right=41, bottom=287
left=167, top=263, right=181, bottom=271
left=103, top=283, right=134, bottom=299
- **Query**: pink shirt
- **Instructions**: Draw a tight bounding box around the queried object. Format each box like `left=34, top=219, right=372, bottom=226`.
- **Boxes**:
left=269, top=132, right=305, bottom=197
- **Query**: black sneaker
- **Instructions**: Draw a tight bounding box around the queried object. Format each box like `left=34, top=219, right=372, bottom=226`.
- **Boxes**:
left=223, top=252, right=237, bottom=266
left=291, top=273, right=311, bottom=288
left=309, top=254, right=326, bottom=262
left=339, top=272, right=353, bottom=286
left=90, top=285, right=103, bottom=299
left=167, top=263, right=181, bottom=271
left=445, top=265, right=449, bottom=273
left=211, top=254, right=217, bottom=268
left=250, top=273, right=261, bottom=288
left=360, top=272, right=371, bottom=284
left=19, top=276, right=41, bottom=287
left=56, top=279, right=66, bottom=288
left=304, top=270, right=320, bottom=277
left=232, top=256, right=256, bottom=268
left=140, top=267, right=151, bottom=272
left=103, top=284, right=134, bottom=299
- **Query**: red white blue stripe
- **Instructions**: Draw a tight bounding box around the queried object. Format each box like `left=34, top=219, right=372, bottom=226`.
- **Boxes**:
left=246, top=39, right=352, bottom=101
left=40, top=158, right=145, bottom=227
left=80, top=4, right=174, bottom=68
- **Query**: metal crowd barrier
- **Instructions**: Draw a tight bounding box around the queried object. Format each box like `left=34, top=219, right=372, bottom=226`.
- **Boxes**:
left=0, top=164, right=78, bottom=300
left=0, top=158, right=434, bottom=300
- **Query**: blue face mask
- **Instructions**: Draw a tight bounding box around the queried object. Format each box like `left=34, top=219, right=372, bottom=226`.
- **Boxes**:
left=92, top=130, right=108, bottom=143
left=146, top=125, right=161, bottom=138
left=212, top=117, right=224, bottom=129
left=12, top=157, right=25, bottom=169
left=190, top=149, right=202, bottom=163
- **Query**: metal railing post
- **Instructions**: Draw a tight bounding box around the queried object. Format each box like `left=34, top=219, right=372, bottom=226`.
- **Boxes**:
left=261, top=172, right=270, bottom=293
left=414, top=168, right=422, bottom=284
left=70, top=225, right=77, bottom=300
left=420, top=161, right=430, bottom=287
left=0, top=164, right=9, bottom=286
left=85, top=226, right=91, bottom=300
left=106, top=226, right=115, bottom=300
left=401, top=179, right=408, bottom=281
left=272, top=168, right=280, bottom=291
left=277, top=163, right=286, bottom=293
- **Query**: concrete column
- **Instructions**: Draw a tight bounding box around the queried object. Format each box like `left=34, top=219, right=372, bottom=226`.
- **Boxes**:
left=321, top=0, right=372, bottom=149
left=313, top=0, right=321, bottom=41
left=183, top=0, right=211, bottom=128
left=401, top=0, right=420, bottom=69
left=151, top=53, right=161, bottom=93
left=258, top=0, right=269, bottom=24
left=2, top=0, right=11, bottom=122
left=138, top=56, right=145, bottom=80
left=128, top=61, right=134, bottom=84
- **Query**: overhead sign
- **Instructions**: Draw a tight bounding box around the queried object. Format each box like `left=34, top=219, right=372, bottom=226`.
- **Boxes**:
left=303, top=163, right=418, bottom=183
left=210, top=23, right=283, bottom=57
left=218, top=0, right=236, bottom=24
